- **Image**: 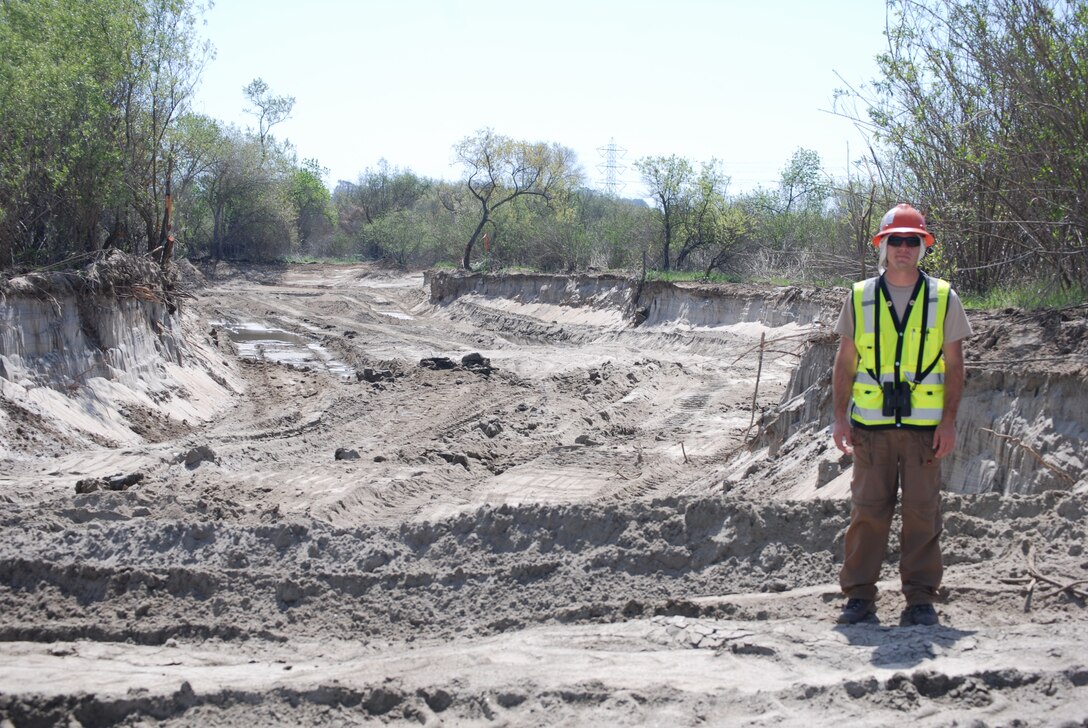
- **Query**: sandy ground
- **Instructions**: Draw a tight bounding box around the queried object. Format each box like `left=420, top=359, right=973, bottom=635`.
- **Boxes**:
left=1, top=262, right=1086, bottom=727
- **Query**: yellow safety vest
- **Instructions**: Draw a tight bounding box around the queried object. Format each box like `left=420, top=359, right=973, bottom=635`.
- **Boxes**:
left=850, top=273, right=950, bottom=429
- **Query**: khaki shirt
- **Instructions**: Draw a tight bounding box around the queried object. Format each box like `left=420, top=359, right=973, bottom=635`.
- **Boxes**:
left=835, top=278, right=973, bottom=343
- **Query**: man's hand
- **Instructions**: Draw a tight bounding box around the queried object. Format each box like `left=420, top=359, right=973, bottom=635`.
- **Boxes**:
left=831, top=336, right=858, bottom=455
left=932, top=419, right=956, bottom=459
left=833, top=418, right=853, bottom=455
left=933, top=338, right=965, bottom=460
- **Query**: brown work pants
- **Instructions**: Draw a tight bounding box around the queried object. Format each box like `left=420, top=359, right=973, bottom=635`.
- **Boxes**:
left=839, top=427, right=943, bottom=606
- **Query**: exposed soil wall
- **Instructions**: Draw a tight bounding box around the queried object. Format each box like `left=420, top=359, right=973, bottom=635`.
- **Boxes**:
left=6, top=266, right=1084, bottom=496
left=428, top=269, right=1088, bottom=497
left=427, top=270, right=843, bottom=329
left=0, top=286, right=182, bottom=388
left=0, top=254, right=240, bottom=457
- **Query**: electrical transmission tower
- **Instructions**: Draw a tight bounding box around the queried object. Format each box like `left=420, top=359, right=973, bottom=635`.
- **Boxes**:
left=596, top=137, right=627, bottom=196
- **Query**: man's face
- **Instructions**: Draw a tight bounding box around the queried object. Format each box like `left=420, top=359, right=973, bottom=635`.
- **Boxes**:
left=885, top=235, right=922, bottom=272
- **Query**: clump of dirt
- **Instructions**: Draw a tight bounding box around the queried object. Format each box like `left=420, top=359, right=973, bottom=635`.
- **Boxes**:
left=1, top=250, right=186, bottom=317
left=171, top=259, right=207, bottom=290
left=118, top=403, right=194, bottom=442
left=0, top=397, right=85, bottom=460
left=968, top=304, right=1088, bottom=375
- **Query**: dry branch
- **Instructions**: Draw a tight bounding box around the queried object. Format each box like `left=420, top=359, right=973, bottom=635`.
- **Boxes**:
left=118, top=284, right=163, bottom=303
left=728, top=331, right=819, bottom=366
left=980, top=427, right=1076, bottom=485
left=1020, top=542, right=1088, bottom=612
left=746, top=332, right=766, bottom=435
left=967, top=355, right=1088, bottom=367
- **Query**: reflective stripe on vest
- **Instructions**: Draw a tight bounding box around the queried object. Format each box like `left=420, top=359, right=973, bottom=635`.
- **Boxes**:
left=851, top=273, right=950, bottom=428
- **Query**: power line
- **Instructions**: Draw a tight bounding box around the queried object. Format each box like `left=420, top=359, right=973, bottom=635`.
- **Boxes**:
left=596, top=138, right=627, bottom=196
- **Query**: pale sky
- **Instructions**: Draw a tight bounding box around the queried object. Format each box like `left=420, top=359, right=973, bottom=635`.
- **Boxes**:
left=190, top=1, right=892, bottom=195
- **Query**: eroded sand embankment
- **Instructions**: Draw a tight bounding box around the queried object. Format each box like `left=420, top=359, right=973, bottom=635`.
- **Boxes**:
left=427, top=269, right=1088, bottom=497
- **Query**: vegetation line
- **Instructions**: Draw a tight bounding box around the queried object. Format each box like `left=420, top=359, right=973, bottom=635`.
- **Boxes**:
left=0, top=1, right=1085, bottom=306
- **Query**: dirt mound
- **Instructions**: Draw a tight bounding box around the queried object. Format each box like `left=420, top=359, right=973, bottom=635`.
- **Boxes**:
left=969, top=304, right=1088, bottom=375
left=0, top=250, right=181, bottom=307
left=0, top=489, right=1085, bottom=725
left=171, top=258, right=207, bottom=291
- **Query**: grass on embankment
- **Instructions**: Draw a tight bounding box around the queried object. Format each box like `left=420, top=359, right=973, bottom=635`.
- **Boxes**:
left=960, top=282, right=1088, bottom=311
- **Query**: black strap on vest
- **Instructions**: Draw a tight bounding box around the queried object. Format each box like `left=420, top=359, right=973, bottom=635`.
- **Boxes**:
left=913, top=274, right=947, bottom=385
left=869, top=272, right=925, bottom=387
left=915, top=275, right=930, bottom=382
left=867, top=276, right=883, bottom=385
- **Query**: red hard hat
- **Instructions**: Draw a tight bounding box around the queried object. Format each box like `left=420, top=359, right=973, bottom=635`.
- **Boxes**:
left=872, top=203, right=935, bottom=247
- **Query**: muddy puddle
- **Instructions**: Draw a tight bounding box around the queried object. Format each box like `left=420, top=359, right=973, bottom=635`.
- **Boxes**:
left=212, top=321, right=355, bottom=379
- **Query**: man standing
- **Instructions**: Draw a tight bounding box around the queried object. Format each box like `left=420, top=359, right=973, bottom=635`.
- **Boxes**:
left=831, top=203, right=972, bottom=626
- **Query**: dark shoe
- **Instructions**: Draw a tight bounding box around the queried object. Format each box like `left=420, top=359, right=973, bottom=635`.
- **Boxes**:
left=837, top=598, right=874, bottom=624
left=904, top=603, right=939, bottom=626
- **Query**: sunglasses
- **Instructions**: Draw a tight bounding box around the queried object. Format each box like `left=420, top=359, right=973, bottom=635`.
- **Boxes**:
left=886, top=235, right=922, bottom=248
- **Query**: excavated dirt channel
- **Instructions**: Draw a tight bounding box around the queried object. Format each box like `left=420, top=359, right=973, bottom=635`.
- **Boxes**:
left=1, top=260, right=1086, bottom=727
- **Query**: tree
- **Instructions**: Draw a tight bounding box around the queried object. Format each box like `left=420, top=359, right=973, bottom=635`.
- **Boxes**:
left=635, top=155, right=693, bottom=272
left=121, top=0, right=211, bottom=255
left=361, top=209, right=436, bottom=267
left=0, top=0, right=133, bottom=261
left=0, top=0, right=208, bottom=267
left=290, top=159, right=334, bottom=250
left=737, top=148, right=834, bottom=280
left=193, top=124, right=295, bottom=261
left=858, top=0, right=1088, bottom=293
left=582, top=193, right=654, bottom=270
left=832, top=163, right=886, bottom=281
left=454, top=128, right=583, bottom=270
left=777, top=148, right=829, bottom=215
left=243, top=77, right=294, bottom=154
left=674, top=160, right=731, bottom=270
left=703, top=203, right=753, bottom=278
left=635, top=156, right=736, bottom=272
left=168, top=112, right=223, bottom=249
left=340, top=161, right=430, bottom=225
left=331, top=161, right=430, bottom=259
